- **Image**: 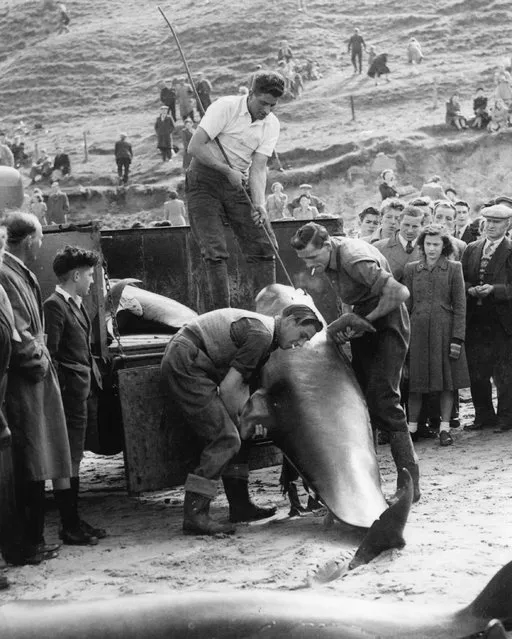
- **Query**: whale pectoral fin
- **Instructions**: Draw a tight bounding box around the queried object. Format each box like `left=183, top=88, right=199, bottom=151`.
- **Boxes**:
left=484, top=619, right=509, bottom=639
left=348, top=467, right=413, bottom=570
left=239, top=389, right=276, bottom=441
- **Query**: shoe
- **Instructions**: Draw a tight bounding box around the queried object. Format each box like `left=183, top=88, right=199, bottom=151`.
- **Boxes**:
left=36, top=541, right=61, bottom=554
left=306, top=495, right=324, bottom=512
left=60, top=526, right=99, bottom=546
left=494, top=422, right=512, bottom=433
left=465, top=419, right=496, bottom=431
left=418, top=423, right=437, bottom=439
left=439, top=431, right=453, bottom=447
left=80, top=519, right=107, bottom=539
left=183, top=492, right=235, bottom=535
left=222, top=477, right=277, bottom=523
left=449, top=418, right=460, bottom=428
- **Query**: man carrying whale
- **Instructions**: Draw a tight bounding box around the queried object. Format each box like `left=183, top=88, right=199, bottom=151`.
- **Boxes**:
left=161, top=304, right=322, bottom=535
left=185, top=71, right=285, bottom=309
left=291, top=222, right=421, bottom=503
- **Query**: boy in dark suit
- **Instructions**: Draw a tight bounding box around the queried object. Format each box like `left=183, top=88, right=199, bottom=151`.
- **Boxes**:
left=44, top=246, right=106, bottom=543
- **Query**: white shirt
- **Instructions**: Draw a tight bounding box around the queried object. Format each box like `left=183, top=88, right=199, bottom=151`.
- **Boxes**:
left=483, top=235, right=506, bottom=254
left=199, top=95, right=280, bottom=173
left=397, top=234, right=417, bottom=250
left=56, top=284, right=82, bottom=308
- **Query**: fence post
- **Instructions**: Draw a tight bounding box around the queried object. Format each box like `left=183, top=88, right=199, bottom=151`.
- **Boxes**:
left=432, top=79, right=438, bottom=110
left=350, top=95, right=356, bottom=121
left=83, top=131, right=88, bottom=163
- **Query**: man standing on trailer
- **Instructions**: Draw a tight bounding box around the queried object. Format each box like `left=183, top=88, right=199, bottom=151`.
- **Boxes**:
left=186, top=71, right=285, bottom=309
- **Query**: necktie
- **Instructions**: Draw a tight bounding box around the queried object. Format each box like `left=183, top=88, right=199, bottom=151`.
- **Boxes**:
left=405, top=241, right=414, bottom=254
left=479, top=241, right=495, bottom=282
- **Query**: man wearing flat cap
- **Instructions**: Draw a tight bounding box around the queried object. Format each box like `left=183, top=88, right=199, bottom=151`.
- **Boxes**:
left=288, top=184, right=325, bottom=216
left=462, top=204, right=512, bottom=432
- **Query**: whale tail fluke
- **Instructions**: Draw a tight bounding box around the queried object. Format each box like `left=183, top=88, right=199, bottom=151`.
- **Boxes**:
left=349, top=467, right=413, bottom=570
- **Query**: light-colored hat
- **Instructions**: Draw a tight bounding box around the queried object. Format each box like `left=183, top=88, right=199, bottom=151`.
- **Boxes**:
left=494, top=195, right=512, bottom=208
left=299, top=183, right=312, bottom=190
left=481, top=204, right=512, bottom=219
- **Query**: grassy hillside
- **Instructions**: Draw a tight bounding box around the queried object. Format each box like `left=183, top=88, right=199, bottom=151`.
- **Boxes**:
left=1, top=0, right=511, bottom=217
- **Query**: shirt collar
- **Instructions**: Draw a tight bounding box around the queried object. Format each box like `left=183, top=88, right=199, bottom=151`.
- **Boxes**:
left=56, top=284, right=82, bottom=307
left=5, top=251, right=26, bottom=269
left=484, top=236, right=505, bottom=249
left=397, top=233, right=417, bottom=249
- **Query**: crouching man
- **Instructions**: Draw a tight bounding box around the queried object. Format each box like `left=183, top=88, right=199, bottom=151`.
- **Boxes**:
left=161, top=305, right=322, bottom=535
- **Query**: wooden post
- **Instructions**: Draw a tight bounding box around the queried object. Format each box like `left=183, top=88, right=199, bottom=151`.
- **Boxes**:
left=432, top=79, right=438, bottom=110
left=34, top=140, right=39, bottom=162
left=83, top=131, right=88, bottom=163
left=350, top=95, right=356, bottom=121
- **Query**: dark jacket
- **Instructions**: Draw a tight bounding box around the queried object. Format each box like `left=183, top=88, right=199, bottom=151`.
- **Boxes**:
left=160, top=86, right=176, bottom=108
left=462, top=236, right=512, bottom=335
left=44, top=291, right=102, bottom=400
left=368, top=54, right=389, bottom=78
left=114, top=139, right=133, bottom=160
left=53, top=153, right=71, bottom=175
left=154, top=116, right=175, bottom=149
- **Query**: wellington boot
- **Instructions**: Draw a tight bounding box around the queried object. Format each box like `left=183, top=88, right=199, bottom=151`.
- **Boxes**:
left=222, top=477, right=277, bottom=523
left=182, top=492, right=235, bottom=535
left=388, top=431, right=421, bottom=504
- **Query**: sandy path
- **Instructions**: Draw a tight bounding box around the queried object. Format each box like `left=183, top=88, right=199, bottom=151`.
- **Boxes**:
left=2, top=391, right=511, bottom=612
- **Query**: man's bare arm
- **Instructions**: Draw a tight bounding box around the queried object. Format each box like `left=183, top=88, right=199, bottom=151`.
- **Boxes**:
left=365, top=278, right=409, bottom=323
left=248, top=152, right=269, bottom=208
left=188, top=127, right=242, bottom=187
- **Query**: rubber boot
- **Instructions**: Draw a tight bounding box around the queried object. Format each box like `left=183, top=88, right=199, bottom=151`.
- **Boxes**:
left=54, top=489, right=98, bottom=546
left=388, top=431, right=421, bottom=504
left=250, top=259, right=276, bottom=301
left=222, top=477, right=277, bottom=523
left=182, top=491, right=235, bottom=535
left=71, top=477, right=107, bottom=539
left=205, top=260, right=230, bottom=310
left=24, top=481, right=60, bottom=561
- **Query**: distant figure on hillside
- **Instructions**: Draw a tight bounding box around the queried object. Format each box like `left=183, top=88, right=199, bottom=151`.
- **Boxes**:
left=28, top=188, right=48, bottom=225
left=163, top=190, right=187, bottom=226
left=470, top=88, right=490, bottom=129
left=0, top=135, right=14, bottom=168
left=488, top=99, right=510, bottom=133
left=445, top=94, right=468, bottom=130
left=379, top=169, right=399, bottom=201
left=9, top=135, right=27, bottom=169
left=444, top=187, right=457, bottom=203
left=347, top=28, right=366, bottom=74
left=29, top=149, right=53, bottom=184
left=160, top=79, right=177, bottom=121
left=277, top=40, right=293, bottom=64
left=407, top=38, right=423, bottom=64
left=181, top=118, right=195, bottom=172
left=420, top=176, right=446, bottom=201
left=305, top=59, right=321, bottom=81
left=493, top=67, right=512, bottom=107
left=288, top=184, right=325, bottom=216
left=114, top=133, right=133, bottom=186
left=292, top=194, right=319, bottom=220
left=368, top=53, right=390, bottom=85
left=367, top=45, right=376, bottom=70
left=196, top=72, right=212, bottom=112
left=154, top=106, right=176, bottom=162
left=57, top=2, right=70, bottom=33
left=46, top=181, right=69, bottom=225
left=177, top=80, right=195, bottom=122
left=52, top=146, right=71, bottom=181
left=266, top=181, right=288, bottom=220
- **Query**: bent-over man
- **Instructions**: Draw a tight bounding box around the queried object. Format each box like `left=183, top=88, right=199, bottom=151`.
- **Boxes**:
left=291, top=222, right=420, bottom=503
left=186, top=71, right=285, bottom=309
left=161, top=305, right=322, bottom=535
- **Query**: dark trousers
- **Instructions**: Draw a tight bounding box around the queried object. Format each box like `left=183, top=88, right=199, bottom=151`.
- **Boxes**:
left=351, top=50, right=363, bottom=73
left=158, top=146, right=173, bottom=161
left=186, top=161, right=277, bottom=308
left=162, top=335, right=241, bottom=484
left=351, top=314, right=409, bottom=433
left=116, top=158, right=131, bottom=183
left=466, top=314, right=512, bottom=426
left=165, top=103, right=176, bottom=121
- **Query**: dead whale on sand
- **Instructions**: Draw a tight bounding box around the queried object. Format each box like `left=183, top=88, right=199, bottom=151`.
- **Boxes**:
left=240, top=284, right=412, bottom=571
left=2, top=561, right=511, bottom=638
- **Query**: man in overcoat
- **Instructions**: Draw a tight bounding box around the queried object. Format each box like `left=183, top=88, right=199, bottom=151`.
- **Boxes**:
left=462, top=204, right=512, bottom=432
left=154, top=106, right=176, bottom=162
left=0, top=212, right=72, bottom=564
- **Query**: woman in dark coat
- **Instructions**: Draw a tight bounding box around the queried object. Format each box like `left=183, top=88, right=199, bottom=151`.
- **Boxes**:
left=403, top=225, right=470, bottom=447
left=154, top=106, right=176, bottom=162
left=368, top=53, right=390, bottom=84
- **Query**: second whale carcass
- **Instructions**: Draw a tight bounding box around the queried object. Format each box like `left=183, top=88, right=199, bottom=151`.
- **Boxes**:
left=241, top=284, right=391, bottom=530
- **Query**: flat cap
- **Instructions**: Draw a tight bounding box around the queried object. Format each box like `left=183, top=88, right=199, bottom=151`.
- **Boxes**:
left=299, top=183, right=312, bottom=189
left=481, top=204, right=512, bottom=219
left=494, top=195, right=512, bottom=208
